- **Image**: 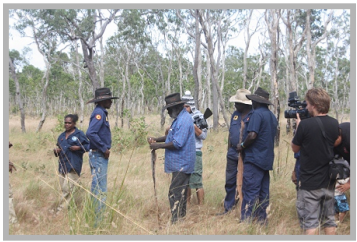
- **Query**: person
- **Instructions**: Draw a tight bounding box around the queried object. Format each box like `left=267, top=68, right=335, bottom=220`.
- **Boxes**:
left=237, top=87, right=278, bottom=224
left=9, top=142, right=18, bottom=224
left=293, top=122, right=350, bottom=191
left=181, top=90, right=208, bottom=206
left=147, top=93, right=196, bottom=224
left=291, top=88, right=339, bottom=235
left=334, top=122, right=350, bottom=194
left=86, top=87, right=118, bottom=224
left=217, top=89, right=253, bottom=215
left=53, top=114, right=89, bottom=212
left=334, top=169, right=350, bottom=223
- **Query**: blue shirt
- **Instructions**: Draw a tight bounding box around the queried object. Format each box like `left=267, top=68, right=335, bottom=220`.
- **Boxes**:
left=244, top=106, right=278, bottom=170
left=57, top=127, right=90, bottom=175
left=86, top=105, right=112, bottom=153
left=227, top=110, right=253, bottom=160
left=164, top=109, right=196, bottom=174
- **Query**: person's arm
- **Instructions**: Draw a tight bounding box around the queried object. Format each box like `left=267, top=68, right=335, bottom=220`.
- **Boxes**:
left=237, top=131, right=257, bottom=152
left=336, top=179, right=350, bottom=193
left=291, top=143, right=300, bottom=153
left=194, top=124, right=202, bottom=137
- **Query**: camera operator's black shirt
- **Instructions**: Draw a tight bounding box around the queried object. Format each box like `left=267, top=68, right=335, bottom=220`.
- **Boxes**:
left=292, top=116, right=339, bottom=190
left=334, top=122, right=350, bottom=164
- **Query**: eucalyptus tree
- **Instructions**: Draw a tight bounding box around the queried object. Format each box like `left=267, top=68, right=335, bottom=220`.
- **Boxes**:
left=12, top=9, right=66, bottom=132
left=197, top=9, right=243, bottom=130
left=41, top=9, right=121, bottom=93
left=9, top=50, right=26, bottom=133
left=326, top=10, right=350, bottom=121
left=265, top=9, right=281, bottom=145
left=305, top=9, right=333, bottom=89
left=242, top=9, right=263, bottom=89
left=280, top=9, right=307, bottom=96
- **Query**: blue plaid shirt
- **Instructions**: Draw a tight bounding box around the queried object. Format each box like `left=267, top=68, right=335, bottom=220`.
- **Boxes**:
left=164, top=109, right=196, bottom=174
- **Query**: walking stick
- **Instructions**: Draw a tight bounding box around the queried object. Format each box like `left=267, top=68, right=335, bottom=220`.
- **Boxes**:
left=151, top=149, right=161, bottom=228
left=236, top=120, right=245, bottom=216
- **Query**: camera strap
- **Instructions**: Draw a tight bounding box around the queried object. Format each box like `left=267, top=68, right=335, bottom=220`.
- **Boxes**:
left=315, top=117, right=333, bottom=158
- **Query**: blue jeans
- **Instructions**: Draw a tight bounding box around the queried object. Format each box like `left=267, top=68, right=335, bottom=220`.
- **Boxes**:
left=241, top=162, right=270, bottom=223
left=89, top=150, right=108, bottom=222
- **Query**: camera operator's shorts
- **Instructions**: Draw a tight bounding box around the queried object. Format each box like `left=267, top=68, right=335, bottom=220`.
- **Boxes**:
left=296, top=187, right=336, bottom=230
left=334, top=194, right=349, bottom=213
left=189, top=151, right=203, bottom=189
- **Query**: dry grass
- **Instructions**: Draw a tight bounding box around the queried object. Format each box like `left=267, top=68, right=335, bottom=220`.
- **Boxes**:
left=8, top=114, right=351, bottom=235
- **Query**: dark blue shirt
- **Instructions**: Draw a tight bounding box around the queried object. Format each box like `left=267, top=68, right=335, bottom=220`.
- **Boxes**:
left=57, top=127, right=90, bottom=175
left=227, top=110, right=253, bottom=160
left=86, top=105, right=112, bottom=153
left=164, top=109, right=196, bottom=174
left=244, top=106, right=278, bottom=170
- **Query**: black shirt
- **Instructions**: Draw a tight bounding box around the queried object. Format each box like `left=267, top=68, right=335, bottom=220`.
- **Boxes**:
left=292, top=116, right=339, bottom=190
left=334, top=122, right=350, bottom=164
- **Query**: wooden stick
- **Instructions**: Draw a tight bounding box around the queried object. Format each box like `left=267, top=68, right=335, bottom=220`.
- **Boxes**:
left=151, top=149, right=161, bottom=228
left=236, top=120, right=245, bottom=216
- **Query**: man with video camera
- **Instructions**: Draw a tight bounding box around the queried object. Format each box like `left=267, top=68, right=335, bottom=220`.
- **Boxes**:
left=182, top=90, right=208, bottom=206
left=291, top=88, right=339, bottom=235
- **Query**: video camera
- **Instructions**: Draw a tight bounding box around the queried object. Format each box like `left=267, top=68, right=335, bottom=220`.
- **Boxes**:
left=284, top=91, right=310, bottom=120
left=193, top=108, right=213, bottom=130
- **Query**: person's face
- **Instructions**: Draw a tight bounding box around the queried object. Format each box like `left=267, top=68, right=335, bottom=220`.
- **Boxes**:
left=184, top=104, right=192, bottom=113
left=234, top=102, right=245, bottom=113
left=252, top=100, right=258, bottom=109
left=64, top=117, right=75, bottom=132
left=306, top=100, right=315, bottom=117
left=101, top=99, right=113, bottom=109
left=167, top=106, right=180, bottom=119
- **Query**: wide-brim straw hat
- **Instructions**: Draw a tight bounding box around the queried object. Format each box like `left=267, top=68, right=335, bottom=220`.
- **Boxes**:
left=229, top=89, right=252, bottom=105
left=246, top=87, right=273, bottom=105
left=86, top=87, right=119, bottom=104
left=164, top=93, right=186, bottom=109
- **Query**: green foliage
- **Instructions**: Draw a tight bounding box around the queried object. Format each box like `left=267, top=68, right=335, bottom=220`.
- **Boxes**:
left=112, top=116, right=148, bottom=152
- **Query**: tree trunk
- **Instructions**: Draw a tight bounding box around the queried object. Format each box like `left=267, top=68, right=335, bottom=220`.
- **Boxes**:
left=81, top=39, right=100, bottom=93
left=265, top=9, right=281, bottom=145
left=74, top=40, right=85, bottom=128
left=193, top=10, right=202, bottom=111
left=9, top=57, right=26, bottom=133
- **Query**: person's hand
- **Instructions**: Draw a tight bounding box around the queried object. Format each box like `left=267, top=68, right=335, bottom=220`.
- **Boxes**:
left=237, top=143, right=243, bottom=153
left=9, top=161, right=16, bottom=173
left=147, top=137, right=156, bottom=144
left=69, top=146, right=81, bottom=151
left=291, top=170, right=297, bottom=185
left=149, top=142, right=161, bottom=150
left=9, top=142, right=13, bottom=148
left=336, top=182, right=350, bottom=193
left=104, top=149, right=110, bottom=159
left=53, top=148, right=61, bottom=157
left=295, top=113, right=301, bottom=129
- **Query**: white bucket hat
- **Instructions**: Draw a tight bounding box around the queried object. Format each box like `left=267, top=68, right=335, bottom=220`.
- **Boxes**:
left=229, top=89, right=252, bottom=105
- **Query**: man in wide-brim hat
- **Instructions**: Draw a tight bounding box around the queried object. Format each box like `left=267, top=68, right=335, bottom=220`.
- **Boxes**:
left=86, top=87, right=118, bottom=226
left=147, top=93, right=196, bottom=224
left=217, top=89, right=253, bottom=216
left=237, top=87, right=278, bottom=224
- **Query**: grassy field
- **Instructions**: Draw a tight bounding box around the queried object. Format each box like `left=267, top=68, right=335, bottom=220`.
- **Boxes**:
left=8, top=114, right=351, bottom=235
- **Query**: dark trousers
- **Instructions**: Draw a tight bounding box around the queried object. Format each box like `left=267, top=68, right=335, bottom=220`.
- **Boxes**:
left=241, top=162, right=270, bottom=223
left=224, top=155, right=238, bottom=212
left=169, top=172, right=191, bottom=223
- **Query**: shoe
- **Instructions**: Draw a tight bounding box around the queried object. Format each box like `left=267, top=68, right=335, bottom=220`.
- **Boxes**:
left=215, top=210, right=229, bottom=216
